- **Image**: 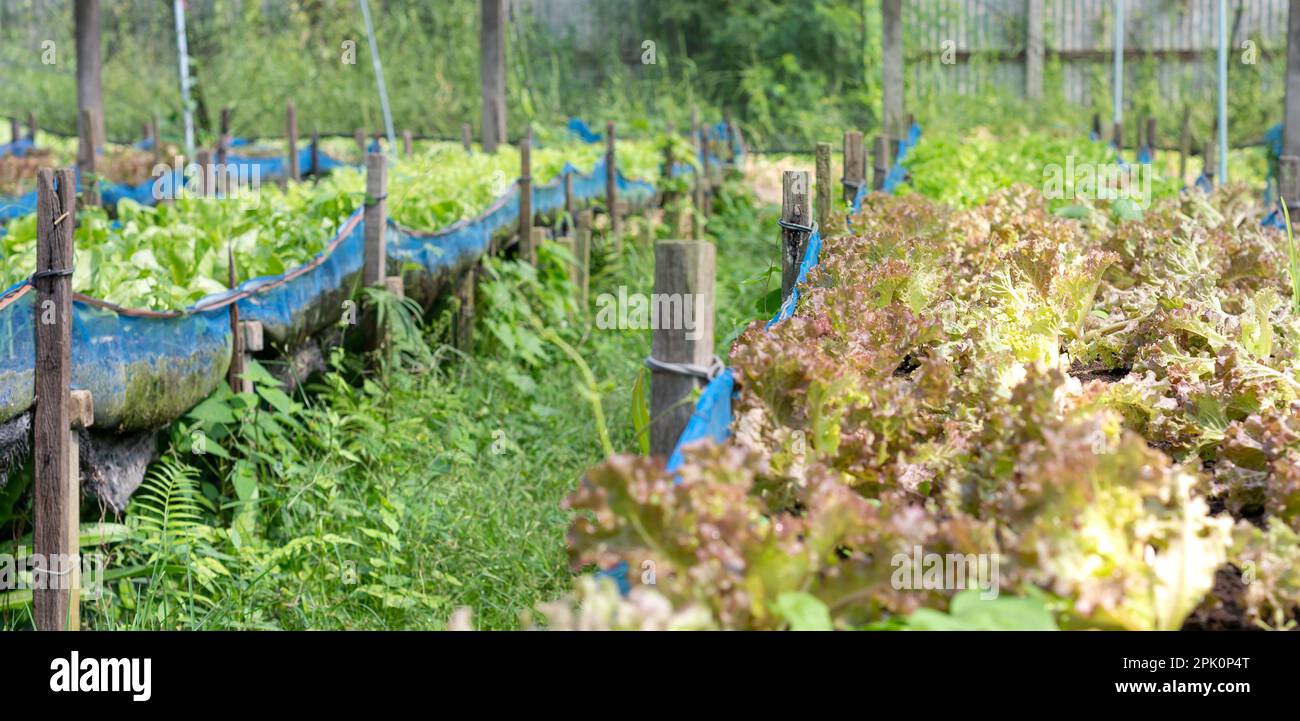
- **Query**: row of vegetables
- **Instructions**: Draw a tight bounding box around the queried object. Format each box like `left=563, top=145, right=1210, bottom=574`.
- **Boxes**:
left=545, top=127, right=1300, bottom=631
left=0, top=138, right=667, bottom=310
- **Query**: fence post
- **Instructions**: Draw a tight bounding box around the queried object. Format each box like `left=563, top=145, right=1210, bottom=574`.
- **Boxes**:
left=363, top=152, right=387, bottom=351
left=33, top=167, right=77, bottom=631
left=872, top=134, right=890, bottom=191
left=151, top=113, right=162, bottom=165
left=27, top=112, right=36, bottom=142
left=1203, top=136, right=1217, bottom=188
left=700, top=124, right=713, bottom=217
left=1179, top=107, right=1192, bottom=182
left=1112, top=121, right=1123, bottom=151
left=781, top=170, right=810, bottom=303
left=217, top=107, right=231, bottom=166
left=403, top=130, right=413, bottom=157
left=606, top=121, right=620, bottom=236
left=74, top=0, right=104, bottom=150
left=78, top=108, right=99, bottom=208
left=1145, top=117, right=1157, bottom=161
left=573, top=221, right=590, bottom=310
left=527, top=227, right=545, bottom=267
left=1280, top=156, right=1300, bottom=215
left=480, top=0, right=506, bottom=153
left=843, top=130, right=865, bottom=206
left=9, top=117, right=18, bottom=144
left=1285, top=0, right=1300, bottom=168
left=882, top=0, right=904, bottom=139
left=649, top=239, right=715, bottom=458
left=196, top=149, right=211, bottom=197
left=1026, top=0, right=1044, bottom=100
left=462, top=122, right=473, bottom=153
left=355, top=128, right=366, bottom=158
left=519, top=128, right=533, bottom=263
left=815, top=142, right=831, bottom=231
left=285, top=101, right=299, bottom=182
left=310, top=132, right=320, bottom=182
left=564, top=171, right=575, bottom=234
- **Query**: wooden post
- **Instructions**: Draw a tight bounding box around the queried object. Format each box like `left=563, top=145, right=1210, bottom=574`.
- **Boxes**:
left=196, top=149, right=211, bottom=197
left=606, top=121, right=619, bottom=235
left=524, top=227, right=544, bottom=267
left=872, top=134, right=890, bottom=191
left=480, top=0, right=507, bottom=153
left=1092, top=113, right=1102, bottom=139
left=700, top=125, right=713, bottom=216
left=649, top=239, right=715, bottom=457
left=455, top=267, right=476, bottom=352
left=216, top=107, right=231, bottom=166
left=815, top=142, right=831, bottom=231
left=882, top=0, right=904, bottom=139
left=227, top=245, right=247, bottom=394
left=564, top=171, right=575, bottom=234
left=1026, top=0, right=1044, bottom=100
left=310, top=132, right=320, bottom=181
left=403, top=129, right=413, bottom=157
left=151, top=113, right=162, bottom=165
left=1286, top=0, right=1300, bottom=183
left=462, top=122, right=473, bottom=153
left=1112, top=121, right=1123, bottom=150
left=78, top=108, right=99, bottom=208
left=9, top=117, right=18, bottom=144
left=723, top=111, right=736, bottom=169
left=286, top=101, right=299, bottom=182
left=27, top=112, right=36, bottom=142
left=519, top=128, right=533, bottom=263
left=1280, top=156, right=1300, bottom=214
left=843, top=130, right=865, bottom=206
left=692, top=112, right=706, bottom=233
left=661, top=123, right=675, bottom=183
left=1145, top=117, right=1157, bottom=161
left=355, top=128, right=367, bottom=157
left=33, top=167, right=76, bottom=631
left=1203, top=136, right=1217, bottom=187
left=781, top=170, right=810, bottom=302
left=74, top=0, right=104, bottom=153
left=65, top=389, right=91, bottom=631
left=574, top=222, right=591, bottom=310
left=1179, top=107, right=1192, bottom=182
left=363, top=153, right=388, bottom=351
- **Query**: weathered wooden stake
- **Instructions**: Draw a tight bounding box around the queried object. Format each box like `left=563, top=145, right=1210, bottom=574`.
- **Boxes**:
left=286, top=101, right=299, bottom=182
left=78, top=108, right=100, bottom=208
left=480, top=0, right=507, bottom=153
left=151, top=113, right=162, bottom=165
left=1280, top=155, right=1300, bottom=214
left=9, top=117, right=19, bottom=144
left=1179, top=106, right=1192, bottom=182
left=519, top=128, right=533, bottom=263
left=1203, top=136, right=1217, bottom=187
left=781, top=170, right=810, bottom=302
left=843, top=130, right=865, bottom=206
left=462, top=122, right=473, bottom=153
left=872, top=134, right=890, bottom=191
left=74, top=0, right=104, bottom=151
left=815, top=142, right=832, bottom=231
left=403, top=129, right=413, bottom=157
left=26, top=112, right=36, bottom=142
left=33, top=167, right=77, bottom=631
left=573, top=223, right=590, bottom=309
left=882, top=0, right=904, bottom=138
left=363, top=153, right=388, bottom=351
left=1026, top=0, right=1044, bottom=100
left=1112, top=121, right=1123, bottom=150
left=355, top=128, right=367, bottom=158
left=563, top=171, right=575, bottom=234
left=455, top=266, right=476, bottom=352
left=66, top=389, right=91, bottom=631
left=649, top=239, right=715, bottom=458
left=196, top=149, right=211, bottom=197
left=217, top=107, right=231, bottom=166
left=525, top=227, right=545, bottom=267
left=1284, top=0, right=1300, bottom=172
left=1092, top=113, right=1102, bottom=139
left=1145, top=117, right=1157, bottom=161
left=310, top=132, right=320, bottom=182
left=606, top=121, right=620, bottom=236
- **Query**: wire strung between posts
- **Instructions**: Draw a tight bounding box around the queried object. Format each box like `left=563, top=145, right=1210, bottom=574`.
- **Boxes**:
left=777, top=218, right=815, bottom=235
left=645, top=355, right=726, bottom=382
left=30, top=268, right=73, bottom=283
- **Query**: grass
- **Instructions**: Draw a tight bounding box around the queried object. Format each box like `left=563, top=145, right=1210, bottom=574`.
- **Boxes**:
left=1, top=174, right=779, bottom=631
